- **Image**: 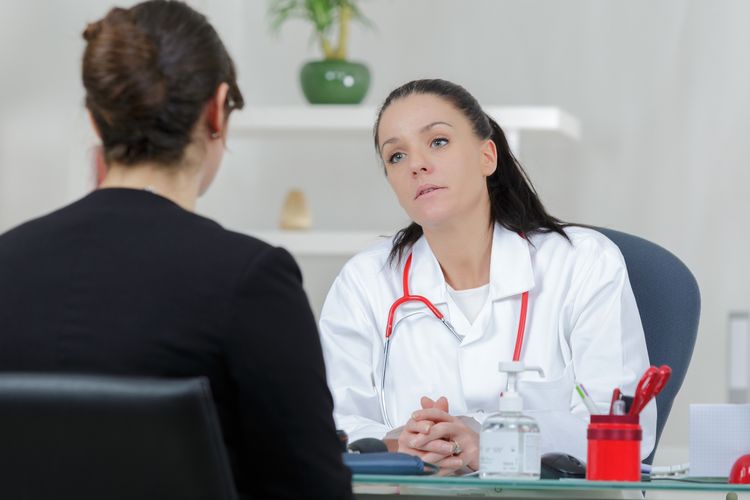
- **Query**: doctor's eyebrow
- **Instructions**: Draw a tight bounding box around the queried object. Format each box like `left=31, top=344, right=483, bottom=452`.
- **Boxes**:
left=379, top=121, right=454, bottom=153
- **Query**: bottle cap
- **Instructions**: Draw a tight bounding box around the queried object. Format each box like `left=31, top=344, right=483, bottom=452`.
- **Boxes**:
left=498, top=390, right=523, bottom=412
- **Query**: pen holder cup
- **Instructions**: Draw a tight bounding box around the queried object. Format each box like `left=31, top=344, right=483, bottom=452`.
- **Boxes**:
left=586, top=414, right=641, bottom=481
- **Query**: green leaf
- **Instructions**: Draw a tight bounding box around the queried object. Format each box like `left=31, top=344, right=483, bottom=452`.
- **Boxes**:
left=347, top=2, right=376, bottom=30
left=306, top=0, right=335, bottom=33
left=268, top=0, right=376, bottom=56
left=268, top=0, right=307, bottom=32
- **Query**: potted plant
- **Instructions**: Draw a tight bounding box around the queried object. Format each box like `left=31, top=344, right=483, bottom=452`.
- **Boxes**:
left=270, top=0, right=372, bottom=104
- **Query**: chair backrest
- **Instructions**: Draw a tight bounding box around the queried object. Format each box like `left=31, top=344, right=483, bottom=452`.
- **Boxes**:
left=0, top=374, right=238, bottom=500
left=595, top=227, right=700, bottom=464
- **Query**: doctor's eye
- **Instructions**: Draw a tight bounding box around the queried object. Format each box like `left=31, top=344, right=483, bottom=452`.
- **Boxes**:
left=431, top=137, right=449, bottom=148
left=387, top=152, right=406, bottom=165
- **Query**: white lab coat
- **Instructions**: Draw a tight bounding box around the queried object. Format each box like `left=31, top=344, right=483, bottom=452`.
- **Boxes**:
left=319, top=224, right=656, bottom=461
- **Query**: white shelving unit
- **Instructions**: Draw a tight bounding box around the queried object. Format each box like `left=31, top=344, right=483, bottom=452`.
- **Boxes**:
left=231, top=105, right=581, bottom=256
left=231, top=105, right=581, bottom=152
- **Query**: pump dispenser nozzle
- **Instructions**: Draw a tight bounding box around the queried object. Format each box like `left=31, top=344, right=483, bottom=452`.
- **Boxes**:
left=498, top=361, right=545, bottom=412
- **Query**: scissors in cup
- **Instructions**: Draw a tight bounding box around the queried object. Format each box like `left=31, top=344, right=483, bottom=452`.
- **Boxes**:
left=629, top=365, right=672, bottom=416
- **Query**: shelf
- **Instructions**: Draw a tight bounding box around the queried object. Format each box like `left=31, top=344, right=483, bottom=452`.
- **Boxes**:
left=245, top=230, right=394, bottom=256
left=230, top=106, right=581, bottom=141
left=230, top=106, right=583, bottom=258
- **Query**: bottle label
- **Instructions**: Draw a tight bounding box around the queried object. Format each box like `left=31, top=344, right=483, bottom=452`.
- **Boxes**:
left=522, top=433, right=541, bottom=474
left=479, top=431, right=520, bottom=473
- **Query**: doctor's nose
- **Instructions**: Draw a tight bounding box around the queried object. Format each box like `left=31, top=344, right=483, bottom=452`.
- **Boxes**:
left=409, top=153, right=434, bottom=176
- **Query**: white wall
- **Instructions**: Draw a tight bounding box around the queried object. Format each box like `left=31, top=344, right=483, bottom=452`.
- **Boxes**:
left=1, top=0, right=749, bottom=465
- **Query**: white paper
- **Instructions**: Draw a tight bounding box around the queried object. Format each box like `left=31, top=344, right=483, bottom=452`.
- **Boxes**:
left=689, top=404, right=750, bottom=477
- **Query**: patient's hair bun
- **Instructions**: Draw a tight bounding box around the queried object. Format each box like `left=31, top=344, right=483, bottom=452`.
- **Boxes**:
left=81, top=1, right=244, bottom=166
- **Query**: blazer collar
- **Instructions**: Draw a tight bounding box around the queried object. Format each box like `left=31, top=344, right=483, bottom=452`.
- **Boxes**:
left=406, top=224, right=535, bottom=304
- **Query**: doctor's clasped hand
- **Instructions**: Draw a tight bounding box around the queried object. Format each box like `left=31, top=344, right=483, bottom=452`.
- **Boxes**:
left=398, top=396, right=480, bottom=474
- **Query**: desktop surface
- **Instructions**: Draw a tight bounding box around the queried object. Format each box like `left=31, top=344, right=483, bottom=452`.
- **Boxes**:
left=353, top=474, right=750, bottom=498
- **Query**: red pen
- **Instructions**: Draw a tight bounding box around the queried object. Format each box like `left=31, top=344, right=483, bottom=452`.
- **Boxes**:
left=609, top=388, right=621, bottom=415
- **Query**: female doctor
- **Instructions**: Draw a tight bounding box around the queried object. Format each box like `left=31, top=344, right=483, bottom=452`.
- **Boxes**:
left=319, top=79, right=656, bottom=474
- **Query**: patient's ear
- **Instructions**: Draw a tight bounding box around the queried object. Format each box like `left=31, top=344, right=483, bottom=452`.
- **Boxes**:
left=205, top=82, right=229, bottom=138
left=87, top=109, right=101, bottom=139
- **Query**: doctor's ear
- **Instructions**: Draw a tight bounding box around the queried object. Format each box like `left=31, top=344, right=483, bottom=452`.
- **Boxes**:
left=480, top=139, right=498, bottom=176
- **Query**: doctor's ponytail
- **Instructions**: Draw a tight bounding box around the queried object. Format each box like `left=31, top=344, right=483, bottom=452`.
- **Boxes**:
left=375, top=79, right=568, bottom=266
left=484, top=113, right=568, bottom=242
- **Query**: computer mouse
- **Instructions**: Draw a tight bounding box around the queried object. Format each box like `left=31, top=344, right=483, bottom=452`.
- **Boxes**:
left=540, top=452, right=586, bottom=479
left=347, top=437, right=388, bottom=454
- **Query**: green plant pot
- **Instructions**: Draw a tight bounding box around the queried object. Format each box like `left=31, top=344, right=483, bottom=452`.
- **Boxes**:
left=300, top=59, right=370, bottom=105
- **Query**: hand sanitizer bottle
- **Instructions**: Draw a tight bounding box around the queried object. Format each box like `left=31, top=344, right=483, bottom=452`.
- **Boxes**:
left=479, top=361, right=544, bottom=479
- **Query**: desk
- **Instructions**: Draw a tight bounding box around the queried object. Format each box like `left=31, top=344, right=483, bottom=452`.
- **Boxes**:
left=354, top=475, right=750, bottom=500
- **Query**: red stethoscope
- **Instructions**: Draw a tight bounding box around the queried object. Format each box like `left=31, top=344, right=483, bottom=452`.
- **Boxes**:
left=379, top=249, right=530, bottom=428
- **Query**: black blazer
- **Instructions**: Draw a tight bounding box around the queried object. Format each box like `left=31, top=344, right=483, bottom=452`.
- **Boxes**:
left=0, top=188, right=352, bottom=500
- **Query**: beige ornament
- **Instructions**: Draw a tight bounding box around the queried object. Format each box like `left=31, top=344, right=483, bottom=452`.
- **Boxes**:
left=279, top=189, right=311, bottom=230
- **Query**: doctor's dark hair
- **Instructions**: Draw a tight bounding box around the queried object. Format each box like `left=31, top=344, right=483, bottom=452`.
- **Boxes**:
left=82, top=0, right=244, bottom=166
left=373, top=79, right=569, bottom=265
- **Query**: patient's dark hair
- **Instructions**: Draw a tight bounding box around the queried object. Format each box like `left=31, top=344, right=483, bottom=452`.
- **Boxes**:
left=373, top=79, right=568, bottom=265
left=82, top=0, right=244, bottom=166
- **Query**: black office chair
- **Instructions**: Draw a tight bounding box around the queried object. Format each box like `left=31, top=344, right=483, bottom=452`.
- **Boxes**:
left=596, top=227, right=701, bottom=465
left=0, top=374, right=238, bottom=500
